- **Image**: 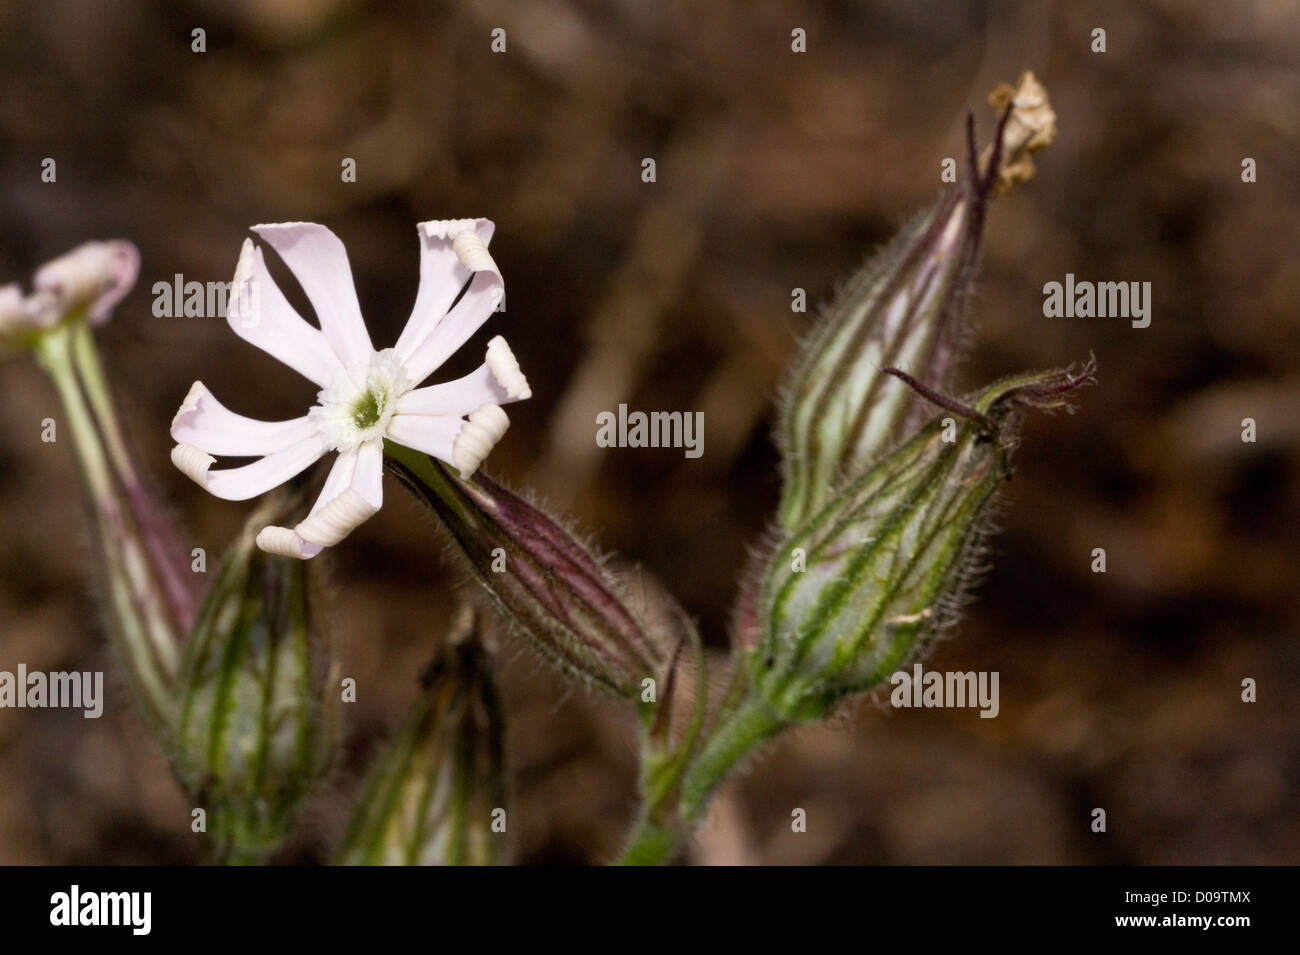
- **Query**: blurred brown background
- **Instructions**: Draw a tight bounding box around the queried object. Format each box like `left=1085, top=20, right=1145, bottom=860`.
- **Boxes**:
left=1, top=0, right=1297, bottom=864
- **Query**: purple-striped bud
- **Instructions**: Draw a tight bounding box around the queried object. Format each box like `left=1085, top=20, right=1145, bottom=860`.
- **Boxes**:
left=384, top=443, right=667, bottom=700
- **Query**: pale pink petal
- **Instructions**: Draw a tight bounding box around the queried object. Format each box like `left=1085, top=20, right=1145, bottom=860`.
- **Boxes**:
left=387, top=405, right=509, bottom=478
left=252, top=222, right=373, bottom=365
left=170, top=381, right=315, bottom=456
left=399, top=230, right=504, bottom=386
left=393, top=218, right=495, bottom=363
left=395, top=337, right=530, bottom=418
left=32, top=240, right=139, bottom=325
left=349, top=438, right=384, bottom=509
left=255, top=449, right=359, bottom=560
left=227, top=239, right=342, bottom=386
left=256, top=526, right=322, bottom=560
left=384, top=413, right=462, bottom=464
left=294, top=441, right=382, bottom=547
left=184, top=433, right=328, bottom=501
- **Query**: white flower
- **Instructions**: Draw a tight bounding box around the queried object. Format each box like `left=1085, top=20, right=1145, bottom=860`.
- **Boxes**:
left=1, top=240, right=140, bottom=342
left=170, top=220, right=531, bottom=560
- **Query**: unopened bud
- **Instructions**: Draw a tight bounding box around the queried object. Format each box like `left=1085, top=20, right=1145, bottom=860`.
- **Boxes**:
left=174, top=496, right=337, bottom=863
left=777, top=76, right=1056, bottom=530
left=758, top=359, right=1094, bottom=722
left=384, top=443, right=666, bottom=699
left=337, top=606, right=508, bottom=865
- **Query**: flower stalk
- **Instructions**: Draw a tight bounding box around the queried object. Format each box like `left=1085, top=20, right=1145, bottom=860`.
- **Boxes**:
left=31, top=319, right=191, bottom=730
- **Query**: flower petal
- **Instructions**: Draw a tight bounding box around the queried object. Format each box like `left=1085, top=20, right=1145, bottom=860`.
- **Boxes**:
left=32, top=240, right=139, bottom=325
left=394, top=218, right=495, bottom=363
left=399, top=230, right=505, bottom=386
left=227, top=239, right=342, bottom=386
left=387, top=405, right=509, bottom=479
left=173, top=433, right=328, bottom=501
left=395, top=337, right=530, bottom=418
left=384, top=413, right=463, bottom=466
left=0, top=283, right=41, bottom=337
left=254, top=449, right=360, bottom=560
left=252, top=222, right=374, bottom=366
left=170, top=380, right=315, bottom=456
left=451, top=405, right=509, bottom=478
left=349, top=437, right=384, bottom=509
left=256, top=526, right=323, bottom=560
left=294, top=441, right=383, bottom=548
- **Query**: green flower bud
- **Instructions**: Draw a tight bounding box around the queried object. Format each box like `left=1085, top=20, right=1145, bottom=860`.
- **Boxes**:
left=777, top=75, right=1057, bottom=530
left=759, top=360, right=1093, bottom=723
left=174, top=496, right=336, bottom=864
left=337, top=607, right=508, bottom=866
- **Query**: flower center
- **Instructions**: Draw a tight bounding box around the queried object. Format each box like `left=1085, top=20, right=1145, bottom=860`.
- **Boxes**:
left=351, top=389, right=384, bottom=430
left=310, top=349, right=412, bottom=453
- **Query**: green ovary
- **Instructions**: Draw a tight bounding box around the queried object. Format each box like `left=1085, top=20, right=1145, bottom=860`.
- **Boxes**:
left=351, top=389, right=384, bottom=429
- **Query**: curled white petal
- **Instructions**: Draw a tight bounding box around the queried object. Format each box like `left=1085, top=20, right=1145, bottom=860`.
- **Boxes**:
left=171, top=443, right=215, bottom=487
left=202, top=434, right=328, bottom=501
left=485, top=335, right=531, bottom=400
left=452, top=230, right=500, bottom=277
left=421, top=219, right=494, bottom=241
left=294, top=488, right=379, bottom=548
left=452, top=405, right=509, bottom=478
left=256, top=525, right=322, bottom=560
left=394, top=219, right=497, bottom=364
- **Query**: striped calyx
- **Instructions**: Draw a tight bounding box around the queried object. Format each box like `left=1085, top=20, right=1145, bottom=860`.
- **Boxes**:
left=756, top=360, right=1094, bottom=722
left=174, top=496, right=336, bottom=863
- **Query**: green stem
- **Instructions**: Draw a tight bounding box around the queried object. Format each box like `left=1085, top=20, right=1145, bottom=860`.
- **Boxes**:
left=32, top=325, right=175, bottom=726
left=69, top=320, right=137, bottom=483
left=678, top=696, right=787, bottom=824
left=616, top=821, right=682, bottom=866
left=616, top=695, right=787, bottom=865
